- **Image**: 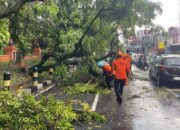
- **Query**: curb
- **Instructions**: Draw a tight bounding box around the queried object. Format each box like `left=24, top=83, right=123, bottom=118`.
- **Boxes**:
left=22, top=80, right=53, bottom=94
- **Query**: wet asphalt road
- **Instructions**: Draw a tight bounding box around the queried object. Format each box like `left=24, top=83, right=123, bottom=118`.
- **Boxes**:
left=41, top=66, right=180, bottom=130
left=75, top=66, right=180, bottom=130
left=91, top=66, right=180, bottom=130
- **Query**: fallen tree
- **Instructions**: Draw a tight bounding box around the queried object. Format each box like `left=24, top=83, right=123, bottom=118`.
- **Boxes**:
left=1, top=0, right=162, bottom=78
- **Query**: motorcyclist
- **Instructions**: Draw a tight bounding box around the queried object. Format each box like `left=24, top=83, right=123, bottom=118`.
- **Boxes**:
left=138, top=54, right=148, bottom=69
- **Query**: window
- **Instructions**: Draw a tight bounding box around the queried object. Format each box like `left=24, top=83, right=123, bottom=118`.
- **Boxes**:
left=163, top=58, right=180, bottom=66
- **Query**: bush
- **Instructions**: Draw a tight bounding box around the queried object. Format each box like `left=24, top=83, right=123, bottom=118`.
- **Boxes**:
left=54, top=65, right=68, bottom=78
left=70, top=100, right=106, bottom=124
left=0, top=91, right=76, bottom=130
left=0, top=90, right=106, bottom=130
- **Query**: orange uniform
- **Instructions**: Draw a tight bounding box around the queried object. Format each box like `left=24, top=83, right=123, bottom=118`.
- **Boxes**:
left=123, top=54, right=132, bottom=69
left=112, top=58, right=130, bottom=80
left=123, top=54, right=132, bottom=84
left=103, top=64, right=115, bottom=76
left=102, top=64, right=115, bottom=89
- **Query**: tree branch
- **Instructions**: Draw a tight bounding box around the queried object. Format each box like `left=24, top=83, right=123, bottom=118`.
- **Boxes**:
left=0, top=0, right=42, bottom=19
left=74, top=8, right=103, bottom=55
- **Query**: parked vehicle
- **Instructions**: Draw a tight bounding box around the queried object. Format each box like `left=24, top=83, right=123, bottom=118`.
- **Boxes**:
left=149, top=54, right=180, bottom=86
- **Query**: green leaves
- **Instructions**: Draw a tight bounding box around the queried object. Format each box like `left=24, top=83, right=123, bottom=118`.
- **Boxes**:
left=71, top=100, right=107, bottom=124
left=64, top=83, right=111, bottom=95
left=54, top=64, right=68, bottom=78
left=0, top=19, right=10, bottom=48
left=0, top=90, right=106, bottom=129
left=0, top=0, right=162, bottom=77
left=0, top=91, right=75, bottom=129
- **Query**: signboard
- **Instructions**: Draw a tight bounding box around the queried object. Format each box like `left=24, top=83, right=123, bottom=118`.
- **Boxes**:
left=158, top=41, right=165, bottom=49
left=157, top=41, right=165, bottom=54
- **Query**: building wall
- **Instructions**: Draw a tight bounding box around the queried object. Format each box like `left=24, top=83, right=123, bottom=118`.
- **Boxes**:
left=137, top=30, right=151, bottom=40
left=168, top=27, right=180, bottom=44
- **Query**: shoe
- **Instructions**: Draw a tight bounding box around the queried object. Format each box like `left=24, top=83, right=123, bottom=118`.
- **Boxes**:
left=117, top=97, right=122, bottom=105
left=116, top=98, right=119, bottom=101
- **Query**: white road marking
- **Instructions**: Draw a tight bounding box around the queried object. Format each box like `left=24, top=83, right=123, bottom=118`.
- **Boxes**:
left=34, top=84, right=56, bottom=97
left=91, top=94, right=99, bottom=111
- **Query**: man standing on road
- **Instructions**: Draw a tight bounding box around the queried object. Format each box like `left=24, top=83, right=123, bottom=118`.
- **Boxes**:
left=123, top=49, right=133, bottom=83
left=112, top=51, right=130, bottom=105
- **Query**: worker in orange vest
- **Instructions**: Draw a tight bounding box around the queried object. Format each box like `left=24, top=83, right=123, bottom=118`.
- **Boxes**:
left=123, top=49, right=133, bottom=84
left=125, top=49, right=132, bottom=69
left=102, top=64, right=115, bottom=89
left=112, top=51, right=130, bottom=105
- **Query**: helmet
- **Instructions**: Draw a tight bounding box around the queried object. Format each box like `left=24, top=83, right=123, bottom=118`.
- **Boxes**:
left=117, top=51, right=123, bottom=56
left=103, top=64, right=111, bottom=72
left=97, top=60, right=105, bottom=67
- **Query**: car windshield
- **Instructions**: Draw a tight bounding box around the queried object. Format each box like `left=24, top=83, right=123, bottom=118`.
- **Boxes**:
left=164, top=58, right=180, bottom=66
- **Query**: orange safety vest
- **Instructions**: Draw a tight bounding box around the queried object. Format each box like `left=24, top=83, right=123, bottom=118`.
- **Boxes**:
left=103, top=64, right=115, bottom=76
left=112, top=58, right=130, bottom=80
left=123, top=54, right=132, bottom=68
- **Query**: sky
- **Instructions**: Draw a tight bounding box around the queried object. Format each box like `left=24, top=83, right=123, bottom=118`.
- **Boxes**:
left=152, top=0, right=179, bottom=30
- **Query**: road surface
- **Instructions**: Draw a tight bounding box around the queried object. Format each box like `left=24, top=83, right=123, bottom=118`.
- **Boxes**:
left=42, top=65, right=180, bottom=130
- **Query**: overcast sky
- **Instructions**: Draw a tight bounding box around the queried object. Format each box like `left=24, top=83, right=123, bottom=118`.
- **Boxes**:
left=152, top=0, right=179, bottom=30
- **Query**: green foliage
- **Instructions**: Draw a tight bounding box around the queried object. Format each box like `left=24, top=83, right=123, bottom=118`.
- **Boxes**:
left=39, top=71, right=49, bottom=81
left=25, top=59, right=40, bottom=67
left=0, top=90, right=106, bottom=129
left=72, top=100, right=106, bottom=123
left=43, top=59, right=56, bottom=66
left=60, top=29, right=82, bottom=53
left=54, top=65, right=68, bottom=78
left=0, top=62, right=28, bottom=86
left=0, top=91, right=77, bottom=130
left=67, top=64, right=89, bottom=81
left=18, top=35, right=32, bottom=55
left=64, top=83, right=111, bottom=95
left=0, top=49, right=3, bottom=54
left=0, top=0, right=162, bottom=77
left=0, top=19, right=10, bottom=49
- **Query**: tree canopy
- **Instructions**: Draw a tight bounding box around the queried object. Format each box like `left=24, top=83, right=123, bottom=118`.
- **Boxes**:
left=0, top=0, right=162, bottom=76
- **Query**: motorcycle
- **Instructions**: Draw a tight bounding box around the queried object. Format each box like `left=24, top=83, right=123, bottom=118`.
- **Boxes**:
left=138, top=58, right=149, bottom=70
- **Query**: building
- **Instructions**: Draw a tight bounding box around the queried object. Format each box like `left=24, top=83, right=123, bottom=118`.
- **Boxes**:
left=168, top=27, right=180, bottom=44
left=136, top=30, right=151, bottom=40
